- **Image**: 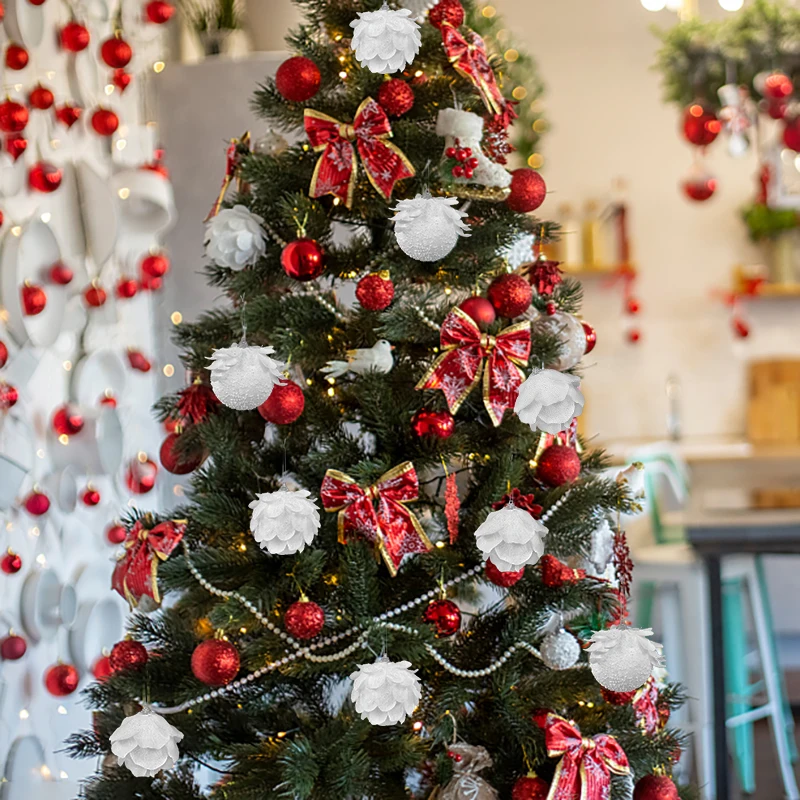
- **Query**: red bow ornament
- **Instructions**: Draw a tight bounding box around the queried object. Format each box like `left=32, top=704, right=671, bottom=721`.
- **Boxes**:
left=320, top=461, right=431, bottom=577
left=416, top=307, right=530, bottom=427
left=304, top=98, right=415, bottom=209
left=633, top=676, right=661, bottom=735
left=111, top=517, right=186, bottom=609
left=544, top=713, right=630, bottom=800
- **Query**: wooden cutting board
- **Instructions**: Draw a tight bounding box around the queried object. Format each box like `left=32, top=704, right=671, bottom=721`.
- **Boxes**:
left=747, top=360, right=800, bottom=444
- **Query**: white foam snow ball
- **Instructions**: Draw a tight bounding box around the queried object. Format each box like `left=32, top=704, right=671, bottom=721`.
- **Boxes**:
left=350, top=3, right=421, bottom=74
left=392, top=193, right=470, bottom=261
left=588, top=626, right=664, bottom=692
left=474, top=504, right=547, bottom=573
left=110, top=708, right=184, bottom=777
left=208, top=341, right=285, bottom=411
left=249, top=487, right=321, bottom=555
left=204, top=204, right=267, bottom=270
left=350, top=656, right=421, bottom=725
left=514, top=368, right=584, bottom=434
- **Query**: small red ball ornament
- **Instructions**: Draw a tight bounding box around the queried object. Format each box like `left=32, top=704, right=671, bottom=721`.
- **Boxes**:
left=258, top=380, right=305, bottom=425
left=0, top=341, right=7, bottom=369
left=141, top=252, right=170, bottom=278
left=60, top=22, right=90, bottom=52
left=21, top=282, right=46, bottom=315
left=125, top=456, right=158, bottom=494
left=145, top=0, right=174, bottom=23
left=106, top=522, right=127, bottom=544
left=511, top=775, right=550, bottom=800
left=127, top=349, right=152, bottom=372
left=0, top=382, right=18, bottom=410
left=160, top=432, right=205, bottom=474
left=682, top=103, right=721, bottom=147
left=537, top=445, right=581, bottom=487
left=281, top=238, right=325, bottom=281
left=411, top=408, right=455, bottom=439
left=627, top=328, right=642, bottom=343
left=116, top=277, right=138, bottom=299
left=112, top=68, right=132, bottom=93
left=29, top=85, right=54, bottom=110
left=732, top=317, right=750, bottom=338
left=581, top=320, right=597, bottom=354
left=6, top=134, right=26, bottom=160
left=783, top=116, right=800, bottom=152
left=100, top=36, right=132, bottom=68
left=423, top=598, right=461, bottom=636
left=6, top=44, right=29, bottom=70
left=91, top=107, right=119, bottom=137
left=140, top=274, right=162, bottom=291
left=633, top=774, right=679, bottom=800
left=109, top=639, right=149, bottom=673
left=284, top=598, right=325, bottom=640
left=625, top=296, right=641, bottom=315
left=0, top=100, right=28, bottom=132
left=487, top=273, right=532, bottom=318
left=681, top=172, right=717, bottom=202
left=459, top=296, right=496, bottom=329
left=55, top=103, right=81, bottom=128
left=507, top=168, right=547, bottom=213
left=1, top=634, right=27, bottom=660
left=44, top=663, right=80, bottom=696
left=49, top=261, right=74, bottom=285
left=762, top=71, right=793, bottom=100
left=191, top=639, right=240, bottom=686
left=275, top=56, right=321, bottom=103
left=356, top=271, right=395, bottom=310
left=29, top=161, right=62, bottom=192
left=53, top=404, right=84, bottom=436
left=1, top=551, right=22, bottom=574
left=81, top=486, right=101, bottom=506
left=92, top=655, right=112, bottom=680
left=377, top=78, right=415, bottom=117
left=485, top=559, right=524, bottom=587
left=601, top=687, right=636, bottom=705
left=24, top=490, right=50, bottom=515
left=99, top=392, right=117, bottom=408
left=83, top=283, right=107, bottom=307
left=429, top=0, right=465, bottom=29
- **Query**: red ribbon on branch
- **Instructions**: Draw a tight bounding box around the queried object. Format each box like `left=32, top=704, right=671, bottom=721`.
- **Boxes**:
left=111, top=517, right=186, bottom=609
left=303, top=98, right=415, bottom=209
left=320, top=461, right=431, bottom=577
left=416, top=307, right=530, bottom=427
left=543, top=713, right=630, bottom=800
left=205, top=131, right=251, bottom=221
left=633, top=676, right=661, bottom=735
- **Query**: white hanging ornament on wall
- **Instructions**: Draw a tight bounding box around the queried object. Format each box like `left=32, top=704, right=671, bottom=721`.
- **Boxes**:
left=474, top=504, right=547, bottom=573
left=588, top=626, right=664, bottom=692
left=110, top=708, right=184, bottom=777
left=392, top=192, right=470, bottom=261
left=540, top=628, right=581, bottom=670
left=350, top=2, right=421, bottom=74
left=208, top=339, right=285, bottom=411
left=350, top=656, right=421, bottom=725
left=204, top=204, right=267, bottom=270
left=514, top=369, right=584, bottom=434
left=249, top=487, right=320, bottom=555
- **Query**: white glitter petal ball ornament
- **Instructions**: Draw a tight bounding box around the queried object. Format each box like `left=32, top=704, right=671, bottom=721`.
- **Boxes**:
left=249, top=487, right=320, bottom=555
left=392, top=192, right=470, bottom=261
left=350, top=2, right=421, bottom=74
left=588, top=626, right=664, bottom=692
left=208, top=340, right=286, bottom=411
left=110, top=708, right=184, bottom=777
left=514, top=369, right=584, bottom=434
left=474, top=504, right=547, bottom=573
left=540, top=628, right=581, bottom=670
left=351, top=656, right=421, bottom=725
left=204, top=204, right=267, bottom=270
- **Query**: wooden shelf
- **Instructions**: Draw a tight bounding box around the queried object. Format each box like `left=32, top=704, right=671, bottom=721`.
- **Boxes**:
left=752, top=282, right=800, bottom=297
left=560, top=263, right=635, bottom=278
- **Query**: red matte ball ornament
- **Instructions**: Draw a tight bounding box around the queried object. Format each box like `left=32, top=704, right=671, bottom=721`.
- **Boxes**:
left=141, top=253, right=170, bottom=277
left=109, top=639, right=149, bottom=673
left=275, top=56, right=321, bottom=103
left=537, top=445, right=581, bottom=487
left=284, top=598, right=325, bottom=640
left=258, top=381, right=305, bottom=425
left=423, top=599, right=461, bottom=636
left=1, top=551, right=22, bottom=573
left=60, top=22, right=90, bottom=52
left=487, top=273, right=532, bottom=318
left=145, top=0, right=174, bottom=23
left=1, top=635, right=27, bottom=660
left=6, top=44, right=29, bottom=70
left=106, top=522, right=127, bottom=544
left=21, top=282, right=46, bottom=315
left=485, top=559, right=524, bottom=587
left=93, top=655, right=112, bottom=680
left=84, top=283, right=107, bottom=307
left=0, top=100, right=28, bottom=133
left=29, top=85, right=54, bottom=110
left=191, top=639, right=240, bottom=686
left=52, top=404, right=84, bottom=435
left=81, top=486, right=101, bottom=506
left=116, top=277, right=138, bottom=299
left=506, top=168, right=547, bottom=213
left=29, top=161, right=62, bottom=192
left=281, top=238, right=325, bottom=281
left=91, top=107, right=119, bottom=137
left=0, top=341, right=7, bottom=369
left=49, top=261, right=74, bottom=285
left=160, top=432, right=205, bottom=475
left=682, top=103, right=721, bottom=147
left=44, top=663, right=80, bottom=696
left=100, top=36, right=132, bottom=69
left=24, top=490, right=50, bottom=515
left=458, top=296, right=496, bottom=329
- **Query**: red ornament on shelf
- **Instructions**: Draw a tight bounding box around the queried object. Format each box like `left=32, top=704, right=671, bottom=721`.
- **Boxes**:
left=100, top=36, right=132, bottom=68
left=537, top=445, right=581, bottom=487
left=141, top=252, right=170, bottom=277
left=60, top=22, right=90, bottom=52
left=411, top=408, right=455, bottom=439
left=55, top=103, right=81, bottom=128
left=682, top=103, right=721, bottom=147
left=52, top=404, right=84, bottom=435
left=487, top=273, right=532, bottom=318
left=1, top=634, right=27, bottom=660
left=177, top=381, right=219, bottom=423
left=281, top=238, right=325, bottom=281
left=24, top=490, right=50, bottom=515
left=145, top=0, right=174, bottom=23
left=506, top=168, right=547, bottom=213
left=91, top=107, right=119, bottom=137
left=284, top=598, right=325, bottom=640
left=582, top=320, right=597, bottom=354
left=83, top=282, right=107, bottom=307
left=81, top=486, right=101, bottom=506
left=458, top=295, right=496, bottom=329
left=21, top=282, right=46, bottom=315
left=633, top=774, right=679, bottom=800
left=44, top=663, right=79, bottom=696
left=116, top=277, right=138, bottom=299
left=112, top=69, right=132, bottom=93
left=429, top=0, right=465, bottom=29
left=49, top=261, right=74, bottom=285
left=127, top=349, right=152, bottom=372
left=1, top=551, right=22, bottom=574
left=160, top=432, right=205, bottom=475
left=0, top=341, right=7, bottom=369
left=601, top=687, right=636, bottom=705
left=485, top=559, right=524, bottom=587
left=29, top=161, right=62, bottom=192
left=29, top=84, right=54, bottom=110
left=275, top=56, right=321, bottom=103
left=125, top=455, right=158, bottom=494
left=6, top=44, right=29, bottom=70
left=105, top=522, right=127, bottom=544
left=377, top=78, right=415, bottom=117
left=109, top=639, right=149, bottom=673
left=0, top=100, right=28, bottom=132
left=258, top=381, right=305, bottom=425
left=511, top=775, right=550, bottom=800
left=356, top=271, right=395, bottom=310
left=423, top=598, right=461, bottom=636
left=0, top=382, right=18, bottom=410
left=191, top=639, right=240, bottom=686
left=92, top=655, right=112, bottom=680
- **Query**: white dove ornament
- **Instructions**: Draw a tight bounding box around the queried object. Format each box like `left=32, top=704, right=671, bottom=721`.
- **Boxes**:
left=322, top=340, right=394, bottom=379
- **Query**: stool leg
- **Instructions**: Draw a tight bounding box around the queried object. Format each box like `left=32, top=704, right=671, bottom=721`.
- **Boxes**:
left=635, top=580, right=657, bottom=629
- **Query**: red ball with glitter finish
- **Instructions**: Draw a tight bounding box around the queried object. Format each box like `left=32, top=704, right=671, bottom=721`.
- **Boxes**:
left=0, top=341, right=7, bottom=369
left=1, top=635, right=27, bottom=660
left=45, top=663, right=79, bottom=696
left=1, top=552, right=22, bottom=573
left=49, top=261, right=74, bottom=285
left=116, top=277, right=138, bottom=299
left=511, top=775, right=549, bottom=800
left=581, top=320, right=597, bottom=354
left=100, top=36, right=132, bottom=68
left=487, top=273, right=532, bottom=318
left=145, top=0, right=174, bottom=23
left=423, top=599, right=461, bottom=636
left=6, top=135, right=26, bottom=161
left=160, top=432, right=205, bottom=474
left=109, top=640, right=149, bottom=673
left=682, top=103, right=721, bottom=147
left=24, top=490, right=50, bottom=515
left=84, top=283, right=107, bottom=307
left=601, top=687, right=636, bottom=705
left=275, top=56, right=321, bottom=102
left=29, top=161, right=62, bottom=192
left=281, top=238, right=325, bottom=281
left=537, top=445, right=581, bottom=487
left=681, top=174, right=716, bottom=202
left=191, top=639, right=240, bottom=686
left=128, top=349, right=152, bottom=372
left=55, top=104, right=81, bottom=128
left=29, top=85, right=54, bottom=110
left=0, top=382, right=18, bottom=410
left=141, top=253, right=169, bottom=278
left=356, top=271, right=395, bottom=310
left=91, top=108, right=119, bottom=137
left=6, top=44, right=29, bottom=70
left=285, top=599, right=325, bottom=640
left=258, top=381, right=305, bottom=425
left=81, top=487, right=100, bottom=506
left=485, top=559, right=524, bottom=587
left=125, top=456, right=158, bottom=493
left=507, top=168, right=547, bottom=213
left=0, top=100, right=27, bottom=132
left=633, top=774, right=679, bottom=800
left=60, top=22, right=90, bottom=52
left=411, top=408, right=454, bottom=439
left=459, top=296, right=496, bottom=328
left=93, top=655, right=112, bottom=680
left=106, top=523, right=127, bottom=544
left=429, top=0, right=465, bottom=29
left=21, top=283, right=46, bottom=315
left=377, top=78, right=414, bottom=117
left=53, top=404, right=84, bottom=435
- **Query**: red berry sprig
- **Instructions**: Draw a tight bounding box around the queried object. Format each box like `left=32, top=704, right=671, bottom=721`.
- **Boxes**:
left=445, top=138, right=480, bottom=180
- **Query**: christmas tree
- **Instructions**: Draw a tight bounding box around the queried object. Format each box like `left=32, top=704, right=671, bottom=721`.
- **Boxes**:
left=71, top=1, right=686, bottom=798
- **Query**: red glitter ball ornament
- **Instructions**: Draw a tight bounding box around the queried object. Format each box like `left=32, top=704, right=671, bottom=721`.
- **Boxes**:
left=116, top=277, right=138, bottom=299
left=411, top=408, right=454, bottom=439
left=141, top=252, right=169, bottom=277
left=44, top=663, right=79, bottom=696
left=0, top=100, right=28, bottom=132
left=1, top=634, right=27, bottom=660
left=601, top=687, right=636, bottom=705
left=92, top=655, right=112, bottom=680
left=762, top=71, right=793, bottom=100
left=29, top=161, right=62, bottom=192
left=52, top=404, right=84, bottom=435
left=145, top=0, right=174, bottom=23
left=29, top=84, right=54, bottom=110
left=177, top=381, right=219, bottom=423
left=55, top=103, right=81, bottom=128
left=6, top=134, right=26, bottom=160
left=537, top=445, right=581, bottom=487
left=784, top=116, right=800, bottom=152
left=0, top=382, right=18, bottom=410
left=281, top=238, right=325, bottom=281
left=581, top=320, right=597, bottom=354
left=160, top=432, right=205, bottom=475
left=681, top=171, right=717, bottom=202
left=459, top=296, right=496, bottom=328
left=258, top=381, right=305, bottom=425
left=21, top=283, right=46, bottom=315
left=109, top=639, right=149, bottom=673
left=275, top=56, right=321, bottom=103
left=81, top=486, right=101, bottom=506
left=6, top=44, right=29, bottom=70
left=511, top=775, right=550, bottom=800
left=633, top=774, right=679, bottom=800
left=284, top=598, right=325, bottom=640
left=0, top=341, right=7, bottom=369
left=84, top=283, right=107, bottom=307
left=112, top=69, right=132, bottom=93
left=105, top=522, right=127, bottom=544
left=423, top=598, right=461, bottom=636
left=377, top=78, right=414, bottom=117
left=1, top=551, right=22, bottom=573
left=49, top=261, right=74, bottom=285
left=60, top=22, right=90, bottom=52
left=91, top=107, right=119, bottom=137
left=487, top=273, right=532, bottom=318
left=485, top=559, right=524, bottom=587
left=507, top=168, right=547, bottom=213
left=24, top=490, right=50, bottom=515
left=682, top=103, right=721, bottom=147
left=356, top=271, right=395, bottom=310
left=191, top=639, right=240, bottom=686
left=429, top=0, right=465, bottom=28
left=125, top=456, right=158, bottom=494
left=127, top=349, right=152, bottom=372
left=100, top=36, right=132, bottom=68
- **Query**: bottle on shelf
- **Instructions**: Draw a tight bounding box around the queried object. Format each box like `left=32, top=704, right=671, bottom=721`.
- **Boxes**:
left=582, top=200, right=603, bottom=269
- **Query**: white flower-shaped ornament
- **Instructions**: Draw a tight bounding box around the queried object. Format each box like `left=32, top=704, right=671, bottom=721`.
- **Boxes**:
left=208, top=340, right=286, bottom=411
left=350, top=656, right=421, bottom=725
left=204, top=204, right=267, bottom=270
left=514, top=368, right=584, bottom=434
left=474, top=504, right=547, bottom=573
left=110, top=708, right=184, bottom=777
left=350, top=3, right=421, bottom=74
left=249, top=487, right=321, bottom=555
